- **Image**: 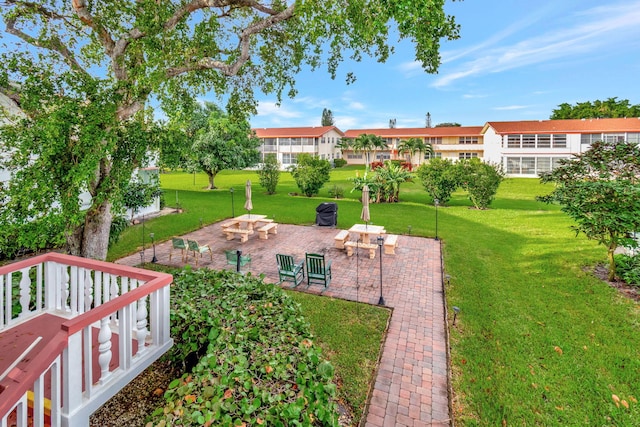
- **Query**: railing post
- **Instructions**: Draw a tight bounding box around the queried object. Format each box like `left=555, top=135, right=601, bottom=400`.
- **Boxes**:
left=19, top=267, right=31, bottom=317
left=98, top=317, right=112, bottom=384
left=63, top=332, right=83, bottom=419
left=136, top=295, right=148, bottom=356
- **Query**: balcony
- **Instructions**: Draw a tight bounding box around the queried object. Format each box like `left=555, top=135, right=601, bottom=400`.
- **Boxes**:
left=0, top=253, right=173, bottom=427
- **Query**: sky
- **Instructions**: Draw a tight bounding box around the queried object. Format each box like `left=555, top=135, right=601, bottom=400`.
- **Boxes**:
left=248, top=0, right=640, bottom=130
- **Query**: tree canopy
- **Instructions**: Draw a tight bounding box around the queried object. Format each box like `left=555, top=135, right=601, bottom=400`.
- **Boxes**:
left=321, top=108, right=335, bottom=126
left=0, top=0, right=458, bottom=260
left=550, top=97, right=640, bottom=119
left=538, top=140, right=640, bottom=280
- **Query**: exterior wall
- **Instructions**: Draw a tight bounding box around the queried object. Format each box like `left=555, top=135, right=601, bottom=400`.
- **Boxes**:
left=257, top=128, right=343, bottom=169
left=433, top=135, right=484, bottom=161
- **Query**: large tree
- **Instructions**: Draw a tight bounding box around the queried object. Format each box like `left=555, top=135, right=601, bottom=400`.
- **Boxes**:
left=551, top=97, right=640, bottom=119
left=0, top=1, right=458, bottom=260
left=538, top=140, right=640, bottom=280
left=321, top=108, right=334, bottom=126
left=397, top=137, right=433, bottom=167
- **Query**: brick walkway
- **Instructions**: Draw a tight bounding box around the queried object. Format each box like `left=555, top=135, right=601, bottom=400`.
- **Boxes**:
left=116, top=221, right=450, bottom=426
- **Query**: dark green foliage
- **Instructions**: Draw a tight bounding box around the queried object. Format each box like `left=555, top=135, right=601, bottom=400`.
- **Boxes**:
left=108, top=216, right=130, bottom=248
left=538, top=140, right=640, bottom=280
left=333, top=158, right=347, bottom=168
left=154, top=268, right=339, bottom=426
left=121, top=176, right=162, bottom=222
left=257, top=153, right=280, bottom=195
left=614, top=254, right=640, bottom=286
left=321, top=108, right=334, bottom=126
left=289, top=154, right=331, bottom=197
left=551, top=97, right=640, bottom=119
left=416, top=158, right=460, bottom=205
left=328, top=185, right=344, bottom=199
left=457, top=158, right=505, bottom=209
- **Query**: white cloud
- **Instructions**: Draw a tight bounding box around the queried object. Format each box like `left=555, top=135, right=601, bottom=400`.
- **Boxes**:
left=433, top=1, right=640, bottom=88
left=255, top=100, right=302, bottom=119
left=493, top=105, right=528, bottom=111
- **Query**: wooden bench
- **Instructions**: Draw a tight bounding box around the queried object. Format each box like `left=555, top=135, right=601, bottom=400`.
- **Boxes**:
left=334, top=230, right=350, bottom=249
left=220, top=220, right=240, bottom=232
left=258, top=222, right=278, bottom=240
left=384, top=234, right=398, bottom=255
left=344, top=241, right=378, bottom=259
left=223, top=227, right=253, bottom=242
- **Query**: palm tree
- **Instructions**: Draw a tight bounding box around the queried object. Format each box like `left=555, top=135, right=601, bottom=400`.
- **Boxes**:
left=378, top=161, right=414, bottom=202
left=353, top=134, right=375, bottom=168
left=398, top=137, right=433, bottom=167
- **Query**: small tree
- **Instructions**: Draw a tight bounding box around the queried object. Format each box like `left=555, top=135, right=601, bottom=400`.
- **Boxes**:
left=289, top=154, right=331, bottom=197
left=416, top=158, right=459, bottom=205
left=538, top=140, right=640, bottom=280
left=258, top=153, right=281, bottom=195
left=188, top=105, right=261, bottom=189
left=458, top=158, right=504, bottom=209
left=121, top=176, right=162, bottom=223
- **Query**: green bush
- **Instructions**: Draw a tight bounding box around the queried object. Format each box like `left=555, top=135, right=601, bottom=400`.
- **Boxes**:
left=333, top=158, right=347, bottom=168
left=257, top=153, right=280, bottom=194
left=153, top=268, right=339, bottom=426
left=415, top=158, right=459, bottom=205
left=457, top=158, right=504, bottom=209
left=328, top=185, right=344, bottom=199
left=288, top=154, right=331, bottom=197
left=614, top=254, right=640, bottom=285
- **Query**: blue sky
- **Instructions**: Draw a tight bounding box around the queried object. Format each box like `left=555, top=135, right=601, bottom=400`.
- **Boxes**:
left=249, top=0, right=640, bottom=130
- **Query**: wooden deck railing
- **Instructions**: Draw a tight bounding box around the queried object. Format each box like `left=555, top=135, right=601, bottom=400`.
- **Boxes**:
left=0, top=253, right=173, bottom=427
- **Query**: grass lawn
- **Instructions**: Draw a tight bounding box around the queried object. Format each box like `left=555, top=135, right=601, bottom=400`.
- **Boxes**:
left=108, top=167, right=640, bottom=425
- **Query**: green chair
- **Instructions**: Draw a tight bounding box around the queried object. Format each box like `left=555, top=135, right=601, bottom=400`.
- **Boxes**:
left=187, top=239, right=212, bottom=266
left=276, top=254, right=304, bottom=287
left=170, top=237, right=187, bottom=262
left=225, top=250, right=252, bottom=271
left=305, top=253, right=332, bottom=288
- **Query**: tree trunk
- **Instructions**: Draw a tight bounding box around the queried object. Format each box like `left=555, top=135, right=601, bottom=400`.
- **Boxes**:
left=607, top=244, right=617, bottom=281
left=66, top=199, right=113, bottom=261
left=206, top=171, right=217, bottom=189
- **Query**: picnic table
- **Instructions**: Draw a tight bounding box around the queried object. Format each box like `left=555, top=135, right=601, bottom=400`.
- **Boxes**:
left=221, top=214, right=277, bottom=242
left=349, top=224, right=386, bottom=243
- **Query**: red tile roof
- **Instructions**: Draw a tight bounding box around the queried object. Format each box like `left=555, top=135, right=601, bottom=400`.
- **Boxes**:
left=342, top=126, right=483, bottom=138
left=484, top=118, right=640, bottom=134
left=252, top=126, right=344, bottom=138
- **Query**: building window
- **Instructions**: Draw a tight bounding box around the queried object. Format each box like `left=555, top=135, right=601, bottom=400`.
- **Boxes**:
left=425, top=137, right=442, bottom=144
left=347, top=153, right=363, bottom=159
left=279, top=137, right=290, bottom=146
left=627, top=133, right=640, bottom=143
left=425, top=152, right=442, bottom=160
left=537, top=157, right=551, bottom=173
left=580, top=133, right=601, bottom=145
left=603, top=133, right=625, bottom=143
left=376, top=152, right=391, bottom=160
left=507, top=135, right=520, bottom=148
left=282, top=153, right=298, bottom=165
left=459, top=136, right=479, bottom=144
left=459, top=152, right=478, bottom=159
left=552, top=134, right=567, bottom=148
left=537, top=134, right=551, bottom=148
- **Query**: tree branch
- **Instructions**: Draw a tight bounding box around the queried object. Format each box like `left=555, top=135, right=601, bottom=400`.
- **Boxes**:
left=165, top=2, right=295, bottom=78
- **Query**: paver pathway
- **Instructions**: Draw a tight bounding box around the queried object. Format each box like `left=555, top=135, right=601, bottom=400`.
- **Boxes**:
left=116, top=221, right=450, bottom=426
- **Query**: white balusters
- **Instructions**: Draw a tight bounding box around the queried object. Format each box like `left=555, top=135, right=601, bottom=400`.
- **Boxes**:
left=98, top=317, right=112, bottom=383
left=83, top=268, right=93, bottom=312
left=62, top=266, right=70, bottom=312
left=19, top=267, right=31, bottom=317
left=136, top=295, right=149, bottom=356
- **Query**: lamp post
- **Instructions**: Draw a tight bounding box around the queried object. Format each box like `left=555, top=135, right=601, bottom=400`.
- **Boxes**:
left=230, top=187, right=235, bottom=217
left=434, top=199, right=439, bottom=241
left=377, top=235, right=385, bottom=306
left=141, top=213, right=146, bottom=260
left=150, top=232, right=157, bottom=263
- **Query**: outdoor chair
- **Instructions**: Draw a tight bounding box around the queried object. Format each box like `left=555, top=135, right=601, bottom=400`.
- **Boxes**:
left=305, top=252, right=332, bottom=288
left=225, top=249, right=252, bottom=272
left=276, top=253, right=304, bottom=287
left=170, top=237, right=187, bottom=262
left=187, top=239, right=212, bottom=266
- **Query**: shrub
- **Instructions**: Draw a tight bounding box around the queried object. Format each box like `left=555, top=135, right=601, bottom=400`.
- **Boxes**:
left=328, top=185, right=344, bottom=199
left=416, top=158, right=459, bottom=205
left=257, top=153, right=280, bottom=194
left=153, top=268, right=340, bottom=426
left=333, top=158, right=347, bottom=168
left=288, top=154, right=331, bottom=197
left=614, top=254, right=640, bottom=285
left=457, top=158, right=504, bottom=209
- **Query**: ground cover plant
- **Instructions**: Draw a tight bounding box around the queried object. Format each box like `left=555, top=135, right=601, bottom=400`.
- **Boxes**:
left=153, top=267, right=340, bottom=426
left=110, top=168, right=640, bottom=426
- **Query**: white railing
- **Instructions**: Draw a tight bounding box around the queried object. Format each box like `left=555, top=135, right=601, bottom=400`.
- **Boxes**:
left=0, top=253, right=173, bottom=427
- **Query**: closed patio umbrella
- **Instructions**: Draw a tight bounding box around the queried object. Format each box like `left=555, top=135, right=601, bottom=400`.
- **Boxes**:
left=361, top=184, right=370, bottom=229
left=244, top=179, right=253, bottom=217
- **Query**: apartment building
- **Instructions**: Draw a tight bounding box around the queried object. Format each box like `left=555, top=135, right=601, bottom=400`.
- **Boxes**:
left=482, top=118, right=640, bottom=176
left=252, top=126, right=344, bottom=167
left=342, top=127, right=485, bottom=165
left=257, top=118, right=640, bottom=176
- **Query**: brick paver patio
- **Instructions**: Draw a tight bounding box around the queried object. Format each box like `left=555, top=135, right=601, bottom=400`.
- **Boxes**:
left=116, top=221, right=450, bottom=426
